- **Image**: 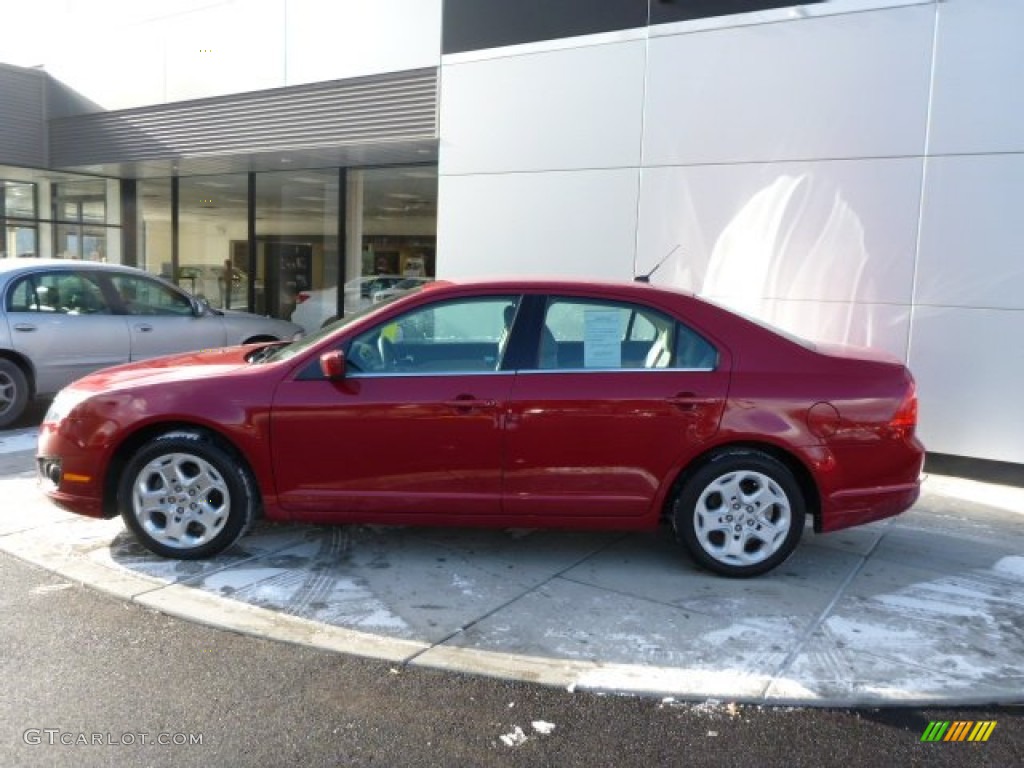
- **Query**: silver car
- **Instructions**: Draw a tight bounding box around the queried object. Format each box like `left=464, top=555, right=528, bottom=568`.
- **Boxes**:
left=0, top=259, right=304, bottom=427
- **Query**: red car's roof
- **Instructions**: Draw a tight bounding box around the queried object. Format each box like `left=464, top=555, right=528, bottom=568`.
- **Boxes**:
left=420, top=276, right=696, bottom=301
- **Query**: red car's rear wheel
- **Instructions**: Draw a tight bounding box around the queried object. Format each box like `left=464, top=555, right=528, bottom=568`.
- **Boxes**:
left=674, top=450, right=805, bottom=577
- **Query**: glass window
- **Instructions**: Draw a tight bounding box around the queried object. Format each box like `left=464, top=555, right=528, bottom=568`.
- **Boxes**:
left=345, top=166, right=437, bottom=318
left=3, top=181, right=36, bottom=218
left=674, top=324, right=718, bottom=370
left=7, top=278, right=33, bottom=311
left=0, top=168, right=119, bottom=261
left=178, top=174, right=249, bottom=308
left=255, top=170, right=339, bottom=321
left=540, top=298, right=694, bottom=371
left=6, top=271, right=111, bottom=315
left=137, top=179, right=173, bottom=277
left=4, top=223, right=37, bottom=258
left=347, top=296, right=519, bottom=374
left=108, top=273, right=193, bottom=316
left=53, top=180, right=106, bottom=223
left=52, top=179, right=119, bottom=262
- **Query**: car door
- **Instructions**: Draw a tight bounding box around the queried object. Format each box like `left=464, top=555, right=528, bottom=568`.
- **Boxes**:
left=107, top=272, right=227, bottom=360
left=503, top=295, right=729, bottom=520
left=3, top=268, right=130, bottom=395
left=270, top=295, right=521, bottom=517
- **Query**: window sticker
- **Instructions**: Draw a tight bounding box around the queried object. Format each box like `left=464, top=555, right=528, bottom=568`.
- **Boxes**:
left=583, top=309, right=622, bottom=368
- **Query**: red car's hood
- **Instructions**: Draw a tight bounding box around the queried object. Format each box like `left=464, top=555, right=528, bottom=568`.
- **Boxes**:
left=68, top=345, right=258, bottom=394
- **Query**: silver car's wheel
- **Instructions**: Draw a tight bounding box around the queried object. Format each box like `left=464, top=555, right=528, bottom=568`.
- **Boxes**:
left=674, top=451, right=805, bottom=577
left=118, top=432, right=256, bottom=559
left=0, top=359, right=30, bottom=429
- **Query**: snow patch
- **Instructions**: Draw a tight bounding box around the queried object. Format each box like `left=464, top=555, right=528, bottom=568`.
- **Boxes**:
left=873, top=594, right=990, bottom=619
left=499, top=726, right=527, bottom=747
left=992, top=556, right=1024, bottom=580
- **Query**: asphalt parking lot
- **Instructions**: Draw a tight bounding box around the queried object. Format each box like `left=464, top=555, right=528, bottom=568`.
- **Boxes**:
left=1, top=424, right=1022, bottom=707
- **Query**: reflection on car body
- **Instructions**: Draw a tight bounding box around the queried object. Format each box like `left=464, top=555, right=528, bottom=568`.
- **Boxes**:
left=37, top=278, right=924, bottom=577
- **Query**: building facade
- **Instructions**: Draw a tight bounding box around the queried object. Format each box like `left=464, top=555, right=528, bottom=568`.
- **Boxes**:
left=0, top=0, right=1021, bottom=466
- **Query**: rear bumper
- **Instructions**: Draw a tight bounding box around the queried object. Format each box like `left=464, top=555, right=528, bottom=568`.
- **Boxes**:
left=819, top=479, right=921, bottom=532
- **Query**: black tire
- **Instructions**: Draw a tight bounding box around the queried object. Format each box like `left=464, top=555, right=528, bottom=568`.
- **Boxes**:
left=672, top=450, right=805, bottom=578
left=117, top=431, right=257, bottom=559
left=0, top=358, right=30, bottom=429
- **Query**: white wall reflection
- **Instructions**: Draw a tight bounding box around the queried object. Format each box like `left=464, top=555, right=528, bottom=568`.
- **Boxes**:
left=640, top=164, right=919, bottom=361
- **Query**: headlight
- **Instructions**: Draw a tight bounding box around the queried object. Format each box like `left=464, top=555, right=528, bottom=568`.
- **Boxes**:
left=43, top=388, right=93, bottom=425
left=291, top=331, right=305, bottom=341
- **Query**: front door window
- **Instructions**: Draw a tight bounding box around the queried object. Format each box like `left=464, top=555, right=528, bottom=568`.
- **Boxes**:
left=346, top=296, right=520, bottom=374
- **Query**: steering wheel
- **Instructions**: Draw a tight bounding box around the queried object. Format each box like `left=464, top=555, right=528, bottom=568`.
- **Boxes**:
left=350, top=341, right=382, bottom=372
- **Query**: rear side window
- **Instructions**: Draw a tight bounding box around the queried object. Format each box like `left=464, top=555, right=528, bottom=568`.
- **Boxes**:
left=540, top=297, right=717, bottom=371
left=674, top=323, right=718, bottom=370
left=5, top=271, right=111, bottom=315
left=109, top=274, right=193, bottom=316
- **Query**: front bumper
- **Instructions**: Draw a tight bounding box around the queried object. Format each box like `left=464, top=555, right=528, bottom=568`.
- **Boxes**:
left=37, top=422, right=111, bottom=519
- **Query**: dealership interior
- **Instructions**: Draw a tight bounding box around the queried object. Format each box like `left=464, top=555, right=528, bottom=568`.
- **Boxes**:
left=0, top=162, right=437, bottom=326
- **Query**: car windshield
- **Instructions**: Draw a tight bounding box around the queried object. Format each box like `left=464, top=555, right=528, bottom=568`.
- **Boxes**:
left=252, top=286, right=422, bottom=364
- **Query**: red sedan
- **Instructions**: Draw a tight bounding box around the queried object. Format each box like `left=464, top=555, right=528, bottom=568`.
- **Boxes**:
left=36, top=279, right=923, bottom=577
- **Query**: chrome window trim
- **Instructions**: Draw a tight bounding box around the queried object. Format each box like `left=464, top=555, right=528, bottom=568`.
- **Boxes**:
left=344, top=366, right=716, bottom=379
left=345, top=369, right=513, bottom=379
left=518, top=367, right=717, bottom=375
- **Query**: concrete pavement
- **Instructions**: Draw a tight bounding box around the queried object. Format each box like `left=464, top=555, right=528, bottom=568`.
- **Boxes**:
left=1, top=426, right=1022, bottom=707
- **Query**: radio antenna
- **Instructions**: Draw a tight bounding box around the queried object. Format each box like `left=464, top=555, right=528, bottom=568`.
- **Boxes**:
left=634, top=244, right=680, bottom=283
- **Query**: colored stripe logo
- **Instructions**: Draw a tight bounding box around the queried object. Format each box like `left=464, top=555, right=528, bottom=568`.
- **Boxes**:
left=921, top=721, right=996, bottom=742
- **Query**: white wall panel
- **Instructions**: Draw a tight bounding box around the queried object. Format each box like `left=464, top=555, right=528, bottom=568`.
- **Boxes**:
left=286, top=0, right=442, bottom=85
left=917, top=154, right=1024, bottom=311
left=162, top=1, right=286, bottom=103
left=929, top=0, right=1024, bottom=155
left=643, top=4, right=934, bottom=165
left=440, top=41, right=645, bottom=175
left=27, top=0, right=441, bottom=110
left=635, top=158, right=922, bottom=306
left=909, top=306, right=1024, bottom=464
left=436, top=170, right=638, bottom=280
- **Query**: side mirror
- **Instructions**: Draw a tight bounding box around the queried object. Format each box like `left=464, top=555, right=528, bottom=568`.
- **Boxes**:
left=319, top=349, right=346, bottom=380
left=191, top=297, right=211, bottom=316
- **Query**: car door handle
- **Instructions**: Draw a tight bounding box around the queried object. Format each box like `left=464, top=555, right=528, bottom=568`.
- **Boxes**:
left=442, top=396, right=497, bottom=411
left=667, top=392, right=715, bottom=411
left=133, top=324, right=154, bottom=332
left=13, top=323, right=37, bottom=332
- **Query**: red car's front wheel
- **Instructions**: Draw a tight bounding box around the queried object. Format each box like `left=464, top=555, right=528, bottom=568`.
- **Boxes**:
left=118, top=431, right=257, bottom=559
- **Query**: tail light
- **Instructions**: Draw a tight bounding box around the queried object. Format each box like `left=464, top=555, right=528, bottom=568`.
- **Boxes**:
left=295, top=292, right=310, bottom=305
left=890, top=379, right=918, bottom=437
